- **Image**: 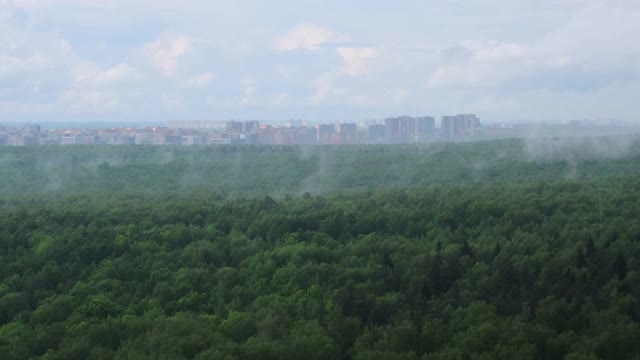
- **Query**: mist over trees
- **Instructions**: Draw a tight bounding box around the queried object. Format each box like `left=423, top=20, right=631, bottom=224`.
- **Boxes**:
left=1, top=136, right=639, bottom=195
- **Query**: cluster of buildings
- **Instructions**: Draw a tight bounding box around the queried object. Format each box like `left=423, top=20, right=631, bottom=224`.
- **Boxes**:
left=1, top=114, right=483, bottom=146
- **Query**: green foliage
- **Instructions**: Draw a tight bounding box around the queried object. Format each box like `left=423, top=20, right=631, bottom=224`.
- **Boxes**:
left=1, top=140, right=640, bottom=358
left=1, top=136, right=639, bottom=195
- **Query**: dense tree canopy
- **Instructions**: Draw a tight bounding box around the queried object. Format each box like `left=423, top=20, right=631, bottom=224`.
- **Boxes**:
left=1, top=136, right=639, bottom=195
left=1, top=137, right=640, bottom=358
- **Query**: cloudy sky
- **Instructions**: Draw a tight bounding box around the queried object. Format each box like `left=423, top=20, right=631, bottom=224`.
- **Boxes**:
left=1, top=0, right=639, bottom=123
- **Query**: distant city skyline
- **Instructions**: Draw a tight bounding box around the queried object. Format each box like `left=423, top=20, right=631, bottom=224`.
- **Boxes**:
left=1, top=0, right=640, bottom=123
left=4, top=115, right=639, bottom=148
left=0, top=115, right=632, bottom=130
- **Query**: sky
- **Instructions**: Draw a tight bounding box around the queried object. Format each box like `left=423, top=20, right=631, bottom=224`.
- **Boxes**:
left=1, top=0, right=640, bottom=124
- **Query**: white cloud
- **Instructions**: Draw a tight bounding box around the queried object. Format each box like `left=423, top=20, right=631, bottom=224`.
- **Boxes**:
left=162, top=94, right=184, bottom=109
left=428, top=64, right=493, bottom=88
left=4, top=0, right=640, bottom=122
left=275, top=64, right=295, bottom=79
left=427, top=2, right=640, bottom=92
left=242, top=77, right=258, bottom=96
left=384, top=88, right=409, bottom=104
left=206, top=95, right=257, bottom=108
left=348, top=95, right=369, bottom=106
left=143, top=35, right=192, bottom=77
left=427, top=40, right=533, bottom=88
left=275, top=23, right=350, bottom=51
left=469, top=41, right=529, bottom=63
left=0, top=0, right=20, bottom=24
left=269, top=93, right=290, bottom=107
left=538, top=0, right=640, bottom=71
left=73, top=63, right=137, bottom=86
left=60, top=60, right=140, bottom=112
left=10, top=0, right=116, bottom=11
left=60, top=89, right=120, bottom=110
left=309, top=72, right=346, bottom=104
left=337, top=47, right=379, bottom=77
left=0, top=1, right=73, bottom=78
left=180, top=72, right=216, bottom=88
left=0, top=53, right=50, bottom=77
left=0, top=99, right=58, bottom=114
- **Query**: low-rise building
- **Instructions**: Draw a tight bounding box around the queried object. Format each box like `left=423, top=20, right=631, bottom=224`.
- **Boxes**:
left=135, top=133, right=155, bottom=145
left=182, top=135, right=206, bottom=145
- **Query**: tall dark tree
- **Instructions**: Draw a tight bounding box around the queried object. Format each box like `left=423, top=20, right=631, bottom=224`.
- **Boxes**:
left=614, top=252, right=628, bottom=280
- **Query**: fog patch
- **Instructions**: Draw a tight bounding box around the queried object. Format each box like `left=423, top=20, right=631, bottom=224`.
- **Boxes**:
left=524, top=135, right=639, bottom=162
left=472, top=159, right=488, bottom=180
left=298, top=148, right=332, bottom=195
left=523, top=135, right=640, bottom=179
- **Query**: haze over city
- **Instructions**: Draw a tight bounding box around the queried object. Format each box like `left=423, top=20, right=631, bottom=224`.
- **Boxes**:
left=2, top=0, right=640, bottom=123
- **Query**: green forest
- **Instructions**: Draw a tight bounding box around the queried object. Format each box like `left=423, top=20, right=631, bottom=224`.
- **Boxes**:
left=1, top=136, right=639, bottom=195
left=1, top=136, right=640, bottom=359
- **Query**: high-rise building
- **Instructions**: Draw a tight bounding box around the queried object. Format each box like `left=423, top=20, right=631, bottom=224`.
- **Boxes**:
left=287, top=119, right=304, bottom=128
left=245, top=121, right=260, bottom=133
left=338, top=123, right=358, bottom=144
left=257, top=126, right=276, bottom=145
left=415, top=116, right=435, bottom=142
left=168, top=120, right=226, bottom=129
left=317, top=124, right=336, bottom=144
left=368, top=124, right=385, bottom=143
left=385, top=117, right=402, bottom=143
left=440, top=114, right=481, bottom=138
left=441, top=116, right=455, bottom=139
left=458, top=114, right=481, bottom=137
left=399, top=116, right=415, bottom=143
left=26, top=124, right=41, bottom=135
left=385, top=116, right=436, bottom=143
left=226, top=121, right=244, bottom=133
